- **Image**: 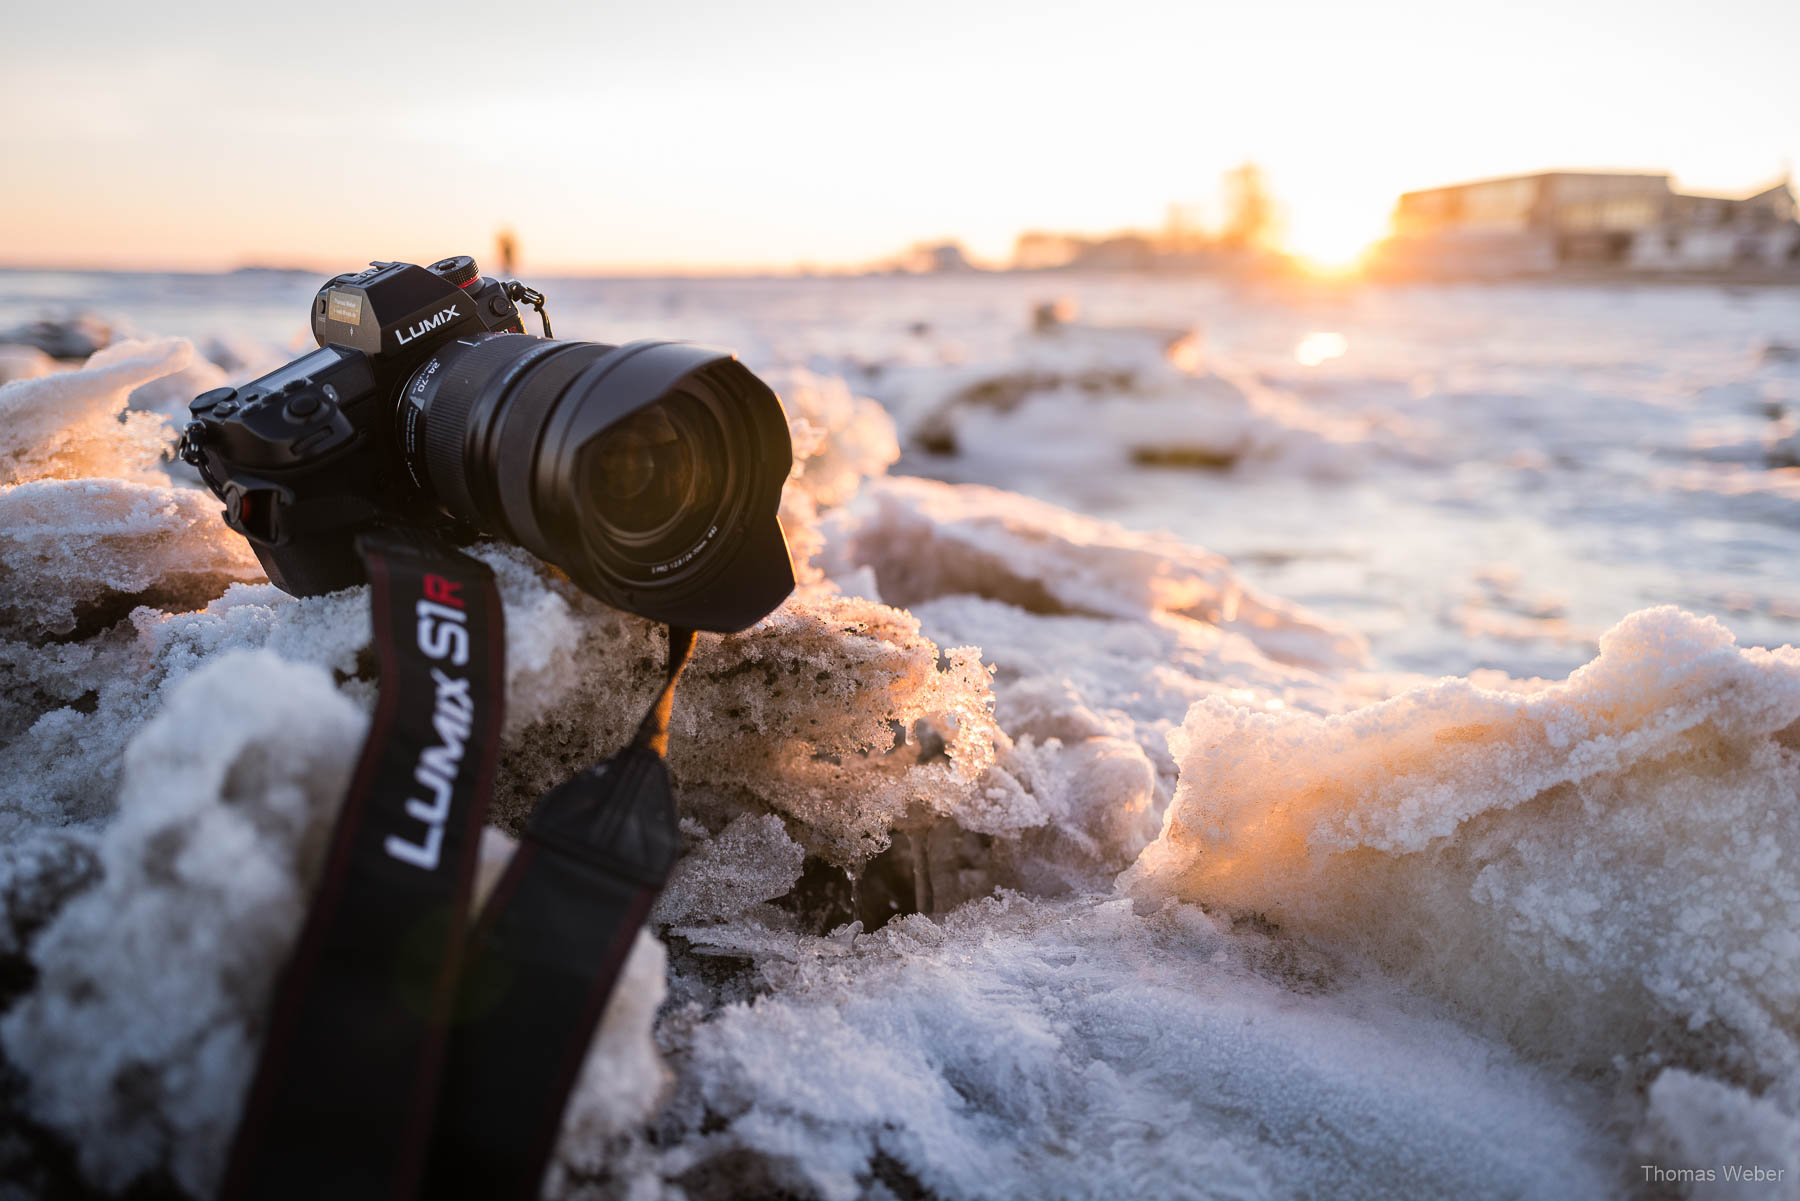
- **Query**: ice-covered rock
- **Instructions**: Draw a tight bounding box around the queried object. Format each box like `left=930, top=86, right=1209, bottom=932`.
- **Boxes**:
left=2, top=652, right=365, bottom=1196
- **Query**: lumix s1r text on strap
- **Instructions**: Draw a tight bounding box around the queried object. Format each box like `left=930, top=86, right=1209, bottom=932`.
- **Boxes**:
left=220, top=532, right=504, bottom=1201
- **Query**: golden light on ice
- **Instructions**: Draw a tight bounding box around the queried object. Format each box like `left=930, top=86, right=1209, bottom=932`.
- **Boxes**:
left=1295, top=332, right=1349, bottom=367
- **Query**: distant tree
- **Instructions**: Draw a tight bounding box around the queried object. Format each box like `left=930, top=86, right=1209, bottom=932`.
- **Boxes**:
left=1161, top=202, right=1209, bottom=253
left=1219, top=162, right=1277, bottom=251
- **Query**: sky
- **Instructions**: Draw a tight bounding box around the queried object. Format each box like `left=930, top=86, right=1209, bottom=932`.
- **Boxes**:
left=2, top=0, right=1797, bottom=274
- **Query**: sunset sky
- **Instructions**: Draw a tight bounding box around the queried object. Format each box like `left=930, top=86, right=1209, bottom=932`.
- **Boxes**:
left=3, top=0, right=1797, bottom=274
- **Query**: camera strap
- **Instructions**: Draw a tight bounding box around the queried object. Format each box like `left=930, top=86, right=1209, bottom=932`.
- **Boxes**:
left=221, top=530, right=504, bottom=1201
left=222, top=532, right=696, bottom=1201
left=424, top=625, right=694, bottom=1201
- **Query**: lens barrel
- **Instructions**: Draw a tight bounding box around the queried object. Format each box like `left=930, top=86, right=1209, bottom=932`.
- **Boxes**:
left=399, top=334, right=795, bottom=632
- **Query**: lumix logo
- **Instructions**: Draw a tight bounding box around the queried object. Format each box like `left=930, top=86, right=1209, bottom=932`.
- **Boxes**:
left=385, top=573, right=474, bottom=871
left=394, top=304, right=462, bottom=347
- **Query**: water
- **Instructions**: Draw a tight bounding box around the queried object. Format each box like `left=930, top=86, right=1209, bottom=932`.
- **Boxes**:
left=5, top=267, right=1797, bottom=678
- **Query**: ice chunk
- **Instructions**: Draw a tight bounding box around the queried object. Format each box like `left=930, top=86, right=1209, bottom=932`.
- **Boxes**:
left=771, top=367, right=900, bottom=510
left=0, top=478, right=262, bottom=639
left=1129, top=607, right=1800, bottom=1097
left=885, top=321, right=1409, bottom=477
left=482, top=557, right=1009, bottom=864
left=771, top=367, right=899, bottom=590
left=126, top=352, right=227, bottom=425
left=823, top=475, right=1368, bottom=671
left=0, top=338, right=193, bottom=485
left=0, top=340, right=262, bottom=640
left=977, top=733, right=1159, bottom=895
left=911, top=594, right=1373, bottom=784
left=653, top=813, right=808, bottom=926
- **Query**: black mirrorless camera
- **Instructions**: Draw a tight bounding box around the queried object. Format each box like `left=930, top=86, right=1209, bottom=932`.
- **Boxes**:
left=178, top=256, right=795, bottom=631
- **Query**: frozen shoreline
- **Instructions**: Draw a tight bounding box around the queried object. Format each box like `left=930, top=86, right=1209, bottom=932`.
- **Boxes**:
left=1, top=291, right=1799, bottom=1198
left=9, top=270, right=1799, bottom=679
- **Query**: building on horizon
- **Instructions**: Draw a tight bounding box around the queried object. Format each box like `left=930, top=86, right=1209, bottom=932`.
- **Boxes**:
left=899, top=241, right=977, bottom=273
left=1372, top=170, right=1800, bottom=278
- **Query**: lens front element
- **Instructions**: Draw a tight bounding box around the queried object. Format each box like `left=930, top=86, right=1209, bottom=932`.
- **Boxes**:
left=578, top=395, right=724, bottom=562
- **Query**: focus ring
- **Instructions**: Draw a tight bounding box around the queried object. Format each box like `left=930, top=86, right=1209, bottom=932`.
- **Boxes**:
left=417, top=336, right=550, bottom=527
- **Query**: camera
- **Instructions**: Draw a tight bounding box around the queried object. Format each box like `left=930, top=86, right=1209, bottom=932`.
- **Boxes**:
left=178, top=256, right=795, bottom=631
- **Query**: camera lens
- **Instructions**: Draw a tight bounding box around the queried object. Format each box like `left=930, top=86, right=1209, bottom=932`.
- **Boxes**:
left=399, top=334, right=794, bottom=632
left=578, top=396, right=718, bottom=546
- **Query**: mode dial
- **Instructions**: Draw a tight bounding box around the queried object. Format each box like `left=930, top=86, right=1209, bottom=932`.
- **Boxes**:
left=430, top=256, right=481, bottom=289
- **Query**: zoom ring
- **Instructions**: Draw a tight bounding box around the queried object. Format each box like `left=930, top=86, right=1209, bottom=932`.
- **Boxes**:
left=417, top=336, right=541, bottom=528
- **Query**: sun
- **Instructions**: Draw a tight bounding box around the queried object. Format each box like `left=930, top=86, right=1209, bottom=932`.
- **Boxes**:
left=1282, top=210, right=1383, bottom=275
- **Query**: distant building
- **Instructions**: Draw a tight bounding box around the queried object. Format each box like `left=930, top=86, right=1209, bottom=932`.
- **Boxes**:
left=1376, top=171, right=1800, bottom=277
left=903, top=241, right=975, bottom=273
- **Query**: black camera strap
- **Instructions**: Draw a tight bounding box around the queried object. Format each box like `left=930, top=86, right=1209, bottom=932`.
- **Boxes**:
left=221, top=530, right=504, bottom=1201
left=424, top=626, right=694, bottom=1201
left=221, top=533, right=695, bottom=1201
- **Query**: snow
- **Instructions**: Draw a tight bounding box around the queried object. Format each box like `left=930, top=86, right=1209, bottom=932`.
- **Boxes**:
left=1128, top=608, right=1800, bottom=1102
left=650, top=895, right=1612, bottom=1201
left=4, top=652, right=363, bottom=1195
left=0, top=275, right=1798, bottom=1198
left=1636, top=1070, right=1800, bottom=1198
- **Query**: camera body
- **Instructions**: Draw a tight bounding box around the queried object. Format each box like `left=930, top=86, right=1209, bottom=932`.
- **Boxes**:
left=182, top=256, right=797, bottom=631
left=182, top=257, right=527, bottom=595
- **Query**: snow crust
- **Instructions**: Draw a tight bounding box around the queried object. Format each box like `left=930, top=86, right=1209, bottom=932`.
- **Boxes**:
left=0, top=317, right=1796, bottom=1199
